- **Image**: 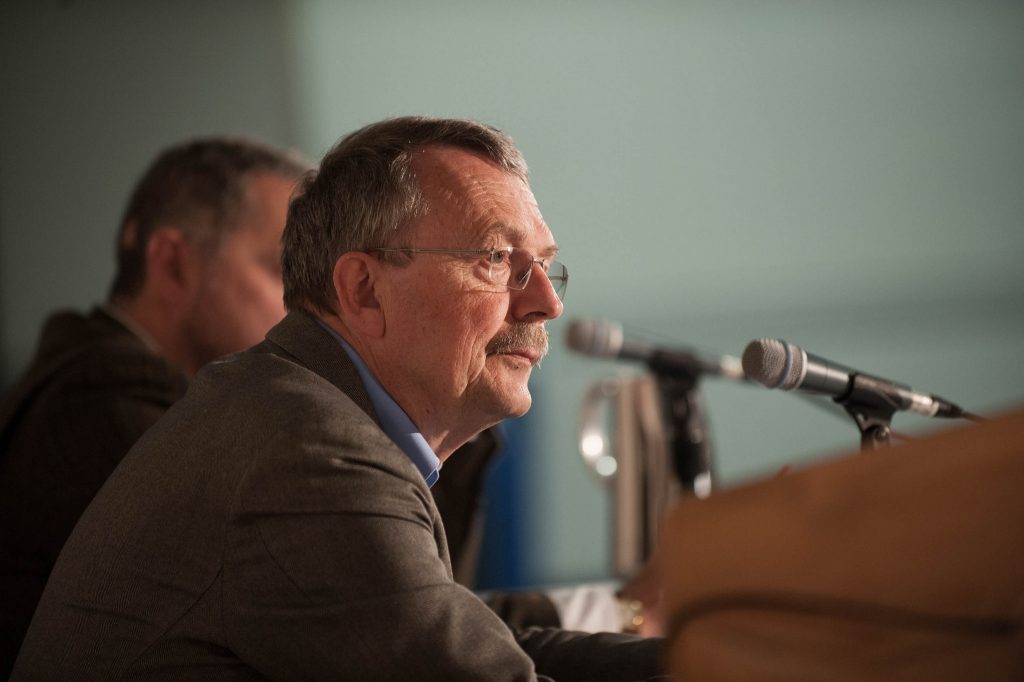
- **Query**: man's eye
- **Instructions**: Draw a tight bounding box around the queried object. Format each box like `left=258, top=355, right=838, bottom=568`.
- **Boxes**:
left=488, top=250, right=511, bottom=266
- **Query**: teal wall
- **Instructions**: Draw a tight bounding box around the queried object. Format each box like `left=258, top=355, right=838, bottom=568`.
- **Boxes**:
left=3, top=0, right=1023, bottom=588
left=0, top=0, right=298, bottom=381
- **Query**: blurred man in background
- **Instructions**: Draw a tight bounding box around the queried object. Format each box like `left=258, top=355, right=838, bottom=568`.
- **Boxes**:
left=0, top=137, right=309, bottom=675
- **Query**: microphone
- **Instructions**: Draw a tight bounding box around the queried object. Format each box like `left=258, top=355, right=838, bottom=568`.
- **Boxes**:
left=741, top=338, right=964, bottom=419
left=566, top=318, right=746, bottom=380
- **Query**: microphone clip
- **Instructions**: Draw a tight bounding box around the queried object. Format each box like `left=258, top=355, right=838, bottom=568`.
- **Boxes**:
left=837, top=373, right=904, bottom=451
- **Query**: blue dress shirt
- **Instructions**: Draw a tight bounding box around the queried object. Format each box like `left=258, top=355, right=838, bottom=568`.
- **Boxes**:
left=318, top=321, right=441, bottom=487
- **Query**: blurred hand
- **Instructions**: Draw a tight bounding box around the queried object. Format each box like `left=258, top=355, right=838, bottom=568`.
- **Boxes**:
left=616, top=549, right=663, bottom=637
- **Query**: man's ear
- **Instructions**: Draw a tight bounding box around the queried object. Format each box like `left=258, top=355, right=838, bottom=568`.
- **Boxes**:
left=332, top=252, right=385, bottom=337
left=145, top=227, right=200, bottom=308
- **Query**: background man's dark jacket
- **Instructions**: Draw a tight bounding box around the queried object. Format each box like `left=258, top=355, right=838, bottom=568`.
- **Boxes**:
left=0, top=308, right=187, bottom=675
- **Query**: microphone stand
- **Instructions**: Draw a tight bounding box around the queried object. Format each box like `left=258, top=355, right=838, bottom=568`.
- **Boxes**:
left=647, top=360, right=715, bottom=497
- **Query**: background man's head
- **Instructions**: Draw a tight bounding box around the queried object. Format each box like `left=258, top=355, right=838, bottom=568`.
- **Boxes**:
left=110, top=137, right=311, bottom=374
left=282, top=116, right=563, bottom=456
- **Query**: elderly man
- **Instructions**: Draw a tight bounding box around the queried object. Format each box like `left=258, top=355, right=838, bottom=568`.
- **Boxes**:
left=0, top=137, right=309, bottom=676
left=12, top=117, right=663, bottom=680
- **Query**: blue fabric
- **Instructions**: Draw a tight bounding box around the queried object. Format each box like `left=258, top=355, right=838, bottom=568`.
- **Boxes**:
left=318, top=320, right=441, bottom=487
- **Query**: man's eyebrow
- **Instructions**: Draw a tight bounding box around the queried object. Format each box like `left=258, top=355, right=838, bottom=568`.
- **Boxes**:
left=536, top=243, right=559, bottom=258
left=488, top=223, right=528, bottom=243
left=488, top=223, right=559, bottom=257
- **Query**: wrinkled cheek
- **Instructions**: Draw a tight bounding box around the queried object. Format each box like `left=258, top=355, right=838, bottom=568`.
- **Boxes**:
left=447, top=330, right=485, bottom=375
left=456, top=354, right=489, bottom=396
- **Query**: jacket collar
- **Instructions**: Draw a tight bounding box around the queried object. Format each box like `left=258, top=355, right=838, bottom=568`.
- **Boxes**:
left=263, top=309, right=380, bottom=427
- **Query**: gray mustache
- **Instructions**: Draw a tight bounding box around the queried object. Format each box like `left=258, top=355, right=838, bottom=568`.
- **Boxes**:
left=486, top=324, right=549, bottom=359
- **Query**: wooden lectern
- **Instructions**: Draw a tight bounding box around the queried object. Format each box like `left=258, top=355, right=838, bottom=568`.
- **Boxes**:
left=661, top=409, right=1024, bottom=680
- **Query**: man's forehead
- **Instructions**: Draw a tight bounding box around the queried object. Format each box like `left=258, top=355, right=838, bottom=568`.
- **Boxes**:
left=412, top=146, right=556, bottom=251
left=411, top=146, right=520, bottom=195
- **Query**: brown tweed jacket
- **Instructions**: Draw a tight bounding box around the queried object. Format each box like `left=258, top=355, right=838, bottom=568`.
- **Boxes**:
left=13, top=310, right=662, bottom=681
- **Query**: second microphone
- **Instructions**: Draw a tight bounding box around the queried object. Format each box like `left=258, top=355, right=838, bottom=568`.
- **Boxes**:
left=566, top=318, right=746, bottom=381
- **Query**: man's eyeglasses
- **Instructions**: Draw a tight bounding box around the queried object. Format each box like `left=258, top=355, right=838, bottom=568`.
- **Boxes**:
left=370, top=246, right=568, bottom=301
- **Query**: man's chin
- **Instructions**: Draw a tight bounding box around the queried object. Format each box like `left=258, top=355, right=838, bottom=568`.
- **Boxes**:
left=505, top=388, right=533, bottom=419
left=483, top=388, right=533, bottom=423
left=508, top=399, right=532, bottom=419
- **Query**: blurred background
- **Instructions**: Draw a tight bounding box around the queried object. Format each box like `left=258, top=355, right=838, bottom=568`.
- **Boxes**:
left=2, top=0, right=1022, bottom=589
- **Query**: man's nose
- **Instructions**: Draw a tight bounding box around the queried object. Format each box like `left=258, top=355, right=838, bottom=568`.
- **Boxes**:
left=510, top=263, right=563, bottom=322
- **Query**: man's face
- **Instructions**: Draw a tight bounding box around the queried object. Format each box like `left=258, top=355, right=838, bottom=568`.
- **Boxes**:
left=183, top=172, right=295, bottom=371
left=373, top=147, right=564, bottom=450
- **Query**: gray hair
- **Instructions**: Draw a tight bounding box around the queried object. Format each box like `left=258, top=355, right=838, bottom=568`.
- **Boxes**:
left=110, top=136, right=310, bottom=300
left=281, top=116, right=529, bottom=313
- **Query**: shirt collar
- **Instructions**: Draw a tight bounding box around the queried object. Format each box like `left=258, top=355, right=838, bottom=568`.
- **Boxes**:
left=317, top=319, right=441, bottom=487
left=102, top=303, right=162, bottom=355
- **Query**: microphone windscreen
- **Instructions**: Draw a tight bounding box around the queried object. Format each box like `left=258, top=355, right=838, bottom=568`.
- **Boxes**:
left=566, top=318, right=623, bottom=358
left=742, top=338, right=796, bottom=388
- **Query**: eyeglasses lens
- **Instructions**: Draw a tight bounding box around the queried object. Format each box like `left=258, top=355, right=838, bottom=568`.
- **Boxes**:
left=492, top=248, right=567, bottom=301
